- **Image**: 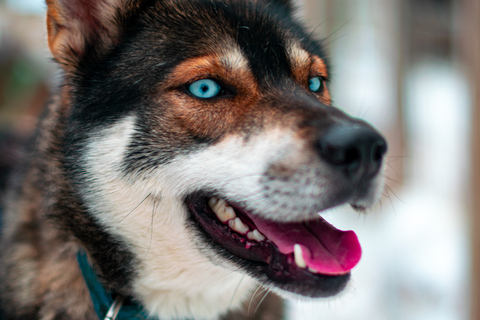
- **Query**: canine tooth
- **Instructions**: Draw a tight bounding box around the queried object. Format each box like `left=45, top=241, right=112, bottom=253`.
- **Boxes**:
left=209, top=197, right=236, bottom=222
left=208, top=197, right=223, bottom=212
left=294, top=244, right=307, bottom=269
left=308, top=267, right=318, bottom=274
left=228, top=218, right=249, bottom=234
left=208, top=197, right=219, bottom=208
left=247, top=229, right=266, bottom=242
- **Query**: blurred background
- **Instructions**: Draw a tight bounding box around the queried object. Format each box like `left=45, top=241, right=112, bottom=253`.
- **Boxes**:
left=0, top=0, right=478, bottom=319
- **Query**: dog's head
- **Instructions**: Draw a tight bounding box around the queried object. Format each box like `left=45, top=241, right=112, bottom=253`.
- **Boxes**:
left=46, top=0, right=387, bottom=317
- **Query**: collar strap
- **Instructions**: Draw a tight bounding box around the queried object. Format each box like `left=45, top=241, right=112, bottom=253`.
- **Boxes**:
left=76, top=250, right=155, bottom=320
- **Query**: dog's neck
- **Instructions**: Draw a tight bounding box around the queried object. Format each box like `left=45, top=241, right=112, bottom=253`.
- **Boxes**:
left=77, top=249, right=285, bottom=320
left=77, top=250, right=154, bottom=320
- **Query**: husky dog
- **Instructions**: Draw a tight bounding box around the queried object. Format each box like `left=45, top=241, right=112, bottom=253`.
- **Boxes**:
left=0, top=0, right=387, bottom=319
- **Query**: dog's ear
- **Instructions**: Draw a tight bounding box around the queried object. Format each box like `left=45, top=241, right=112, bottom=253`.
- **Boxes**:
left=45, top=0, right=131, bottom=69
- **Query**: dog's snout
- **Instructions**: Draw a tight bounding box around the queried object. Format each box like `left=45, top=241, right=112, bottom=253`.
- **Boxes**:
left=317, top=125, right=387, bottom=180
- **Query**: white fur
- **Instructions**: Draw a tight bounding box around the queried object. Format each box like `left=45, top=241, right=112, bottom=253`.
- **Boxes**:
left=80, top=113, right=385, bottom=319
left=81, top=117, right=257, bottom=319
left=287, top=42, right=311, bottom=70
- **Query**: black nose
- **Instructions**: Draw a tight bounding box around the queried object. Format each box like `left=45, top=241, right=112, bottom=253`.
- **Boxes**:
left=317, top=125, right=387, bottom=180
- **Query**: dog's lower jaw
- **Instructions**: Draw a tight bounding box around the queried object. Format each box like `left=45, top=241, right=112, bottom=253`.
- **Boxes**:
left=88, top=196, right=259, bottom=319
left=79, top=186, right=259, bottom=319
left=133, top=265, right=257, bottom=319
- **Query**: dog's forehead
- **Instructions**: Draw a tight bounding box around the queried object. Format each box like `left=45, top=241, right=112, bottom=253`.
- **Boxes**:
left=145, top=0, right=327, bottom=82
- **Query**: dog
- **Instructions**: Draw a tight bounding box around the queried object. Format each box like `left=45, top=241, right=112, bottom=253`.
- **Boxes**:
left=0, top=0, right=387, bottom=319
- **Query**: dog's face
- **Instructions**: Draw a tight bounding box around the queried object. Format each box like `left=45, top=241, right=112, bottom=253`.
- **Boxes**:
left=46, top=0, right=387, bottom=318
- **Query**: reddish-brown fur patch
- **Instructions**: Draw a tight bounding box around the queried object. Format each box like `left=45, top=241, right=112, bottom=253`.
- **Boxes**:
left=290, top=48, right=332, bottom=105
left=46, top=0, right=69, bottom=59
left=310, top=56, right=331, bottom=104
left=159, top=53, right=261, bottom=140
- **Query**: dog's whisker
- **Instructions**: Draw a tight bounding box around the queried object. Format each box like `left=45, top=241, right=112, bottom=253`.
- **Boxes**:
left=248, top=285, right=265, bottom=316
left=385, top=155, right=408, bottom=162
left=384, top=161, right=403, bottom=178
left=384, top=186, right=397, bottom=214
left=144, top=198, right=158, bottom=259
left=228, top=274, right=245, bottom=311
left=385, top=175, right=403, bottom=186
left=216, top=267, right=243, bottom=280
left=385, top=184, right=404, bottom=204
left=215, top=173, right=267, bottom=190
left=320, top=18, right=354, bottom=49
left=120, top=193, right=151, bottom=223
left=237, top=190, right=270, bottom=202
left=307, top=18, right=333, bottom=39
left=254, top=285, right=274, bottom=315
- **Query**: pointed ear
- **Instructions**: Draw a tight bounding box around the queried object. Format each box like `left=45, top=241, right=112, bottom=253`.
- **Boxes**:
left=45, top=0, right=129, bottom=69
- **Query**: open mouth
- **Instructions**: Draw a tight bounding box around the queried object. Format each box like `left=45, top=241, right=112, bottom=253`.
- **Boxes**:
left=186, top=192, right=362, bottom=298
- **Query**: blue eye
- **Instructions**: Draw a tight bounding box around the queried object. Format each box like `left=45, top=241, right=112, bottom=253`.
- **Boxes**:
left=188, top=79, right=222, bottom=99
left=308, top=77, right=322, bottom=92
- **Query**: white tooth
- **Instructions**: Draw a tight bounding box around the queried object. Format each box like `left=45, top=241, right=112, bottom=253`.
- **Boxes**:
left=247, top=229, right=266, bottom=242
left=308, top=267, right=318, bottom=274
left=208, top=197, right=220, bottom=215
left=228, top=217, right=249, bottom=234
left=294, top=244, right=307, bottom=269
left=220, top=206, right=236, bottom=223
left=208, top=197, right=219, bottom=208
left=208, top=197, right=224, bottom=212
left=209, top=197, right=236, bottom=222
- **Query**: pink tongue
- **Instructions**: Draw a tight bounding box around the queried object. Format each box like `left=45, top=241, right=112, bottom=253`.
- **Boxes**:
left=250, top=215, right=361, bottom=275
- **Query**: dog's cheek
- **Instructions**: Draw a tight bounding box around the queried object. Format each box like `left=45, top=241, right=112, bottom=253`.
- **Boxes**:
left=157, top=92, right=261, bottom=142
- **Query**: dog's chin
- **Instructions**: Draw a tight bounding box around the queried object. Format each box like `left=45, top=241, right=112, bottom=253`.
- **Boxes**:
left=186, top=192, right=362, bottom=298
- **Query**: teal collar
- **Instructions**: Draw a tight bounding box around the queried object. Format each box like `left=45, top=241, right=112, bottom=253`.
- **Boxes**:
left=76, top=250, right=155, bottom=320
